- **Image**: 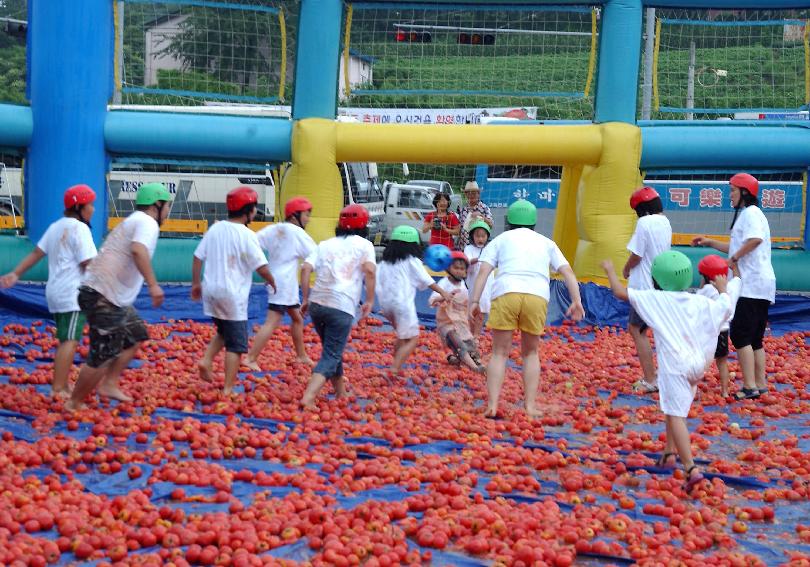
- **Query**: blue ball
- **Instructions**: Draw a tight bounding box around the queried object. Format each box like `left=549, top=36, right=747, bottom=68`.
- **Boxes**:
left=424, top=244, right=453, bottom=271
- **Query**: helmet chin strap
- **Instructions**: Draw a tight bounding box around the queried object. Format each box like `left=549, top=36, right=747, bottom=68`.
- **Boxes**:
left=447, top=271, right=464, bottom=283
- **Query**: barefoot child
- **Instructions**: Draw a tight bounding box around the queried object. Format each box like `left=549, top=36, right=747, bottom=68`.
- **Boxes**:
left=66, top=183, right=171, bottom=410
left=463, top=219, right=493, bottom=339
left=471, top=199, right=584, bottom=419
left=191, top=187, right=276, bottom=395
left=429, top=251, right=485, bottom=374
left=624, top=187, right=672, bottom=394
left=377, top=225, right=452, bottom=379
left=696, top=254, right=738, bottom=398
left=0, top=185, right=97, bottom=398
left=602, top=251, right=741, bottom=493
left=300, top=205, right=376, bottom=410
left=246, top=197, right=317, bottom=370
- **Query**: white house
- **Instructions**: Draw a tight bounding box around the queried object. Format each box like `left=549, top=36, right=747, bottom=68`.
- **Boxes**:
left=144, top=13, right=189, bottom=87
left=339, top=49, right=375, bottom=101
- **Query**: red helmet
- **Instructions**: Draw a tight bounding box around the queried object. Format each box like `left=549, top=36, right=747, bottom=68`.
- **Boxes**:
left=730, top=173, right=759, bottom=197
left=63, top=184, right=96, bottom=209
left=450, top=250, right=469, bottom=265
left=338, top=204, right=369, bottom=229
left=629, top=186, right=660, bottom=210
left=697, top=254, right=729, bottom=280
left=284, top=197, right=312, bottom=219
left=226, top=186, right=258, bottom=213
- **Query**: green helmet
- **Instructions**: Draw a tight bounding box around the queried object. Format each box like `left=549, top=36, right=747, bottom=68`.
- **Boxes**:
left=390, top=225, right=420, bottom=244
left=507, top=199, right=537, bottom=227
left=135, top=182, right=172, bottom=206
left=468, top=219, right=491, bottom=236
left=651, top=251, right=693, bottom=291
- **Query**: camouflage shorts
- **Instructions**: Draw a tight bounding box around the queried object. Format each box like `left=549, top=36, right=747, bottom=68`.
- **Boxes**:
left=78, top=287, right=149, bottom=368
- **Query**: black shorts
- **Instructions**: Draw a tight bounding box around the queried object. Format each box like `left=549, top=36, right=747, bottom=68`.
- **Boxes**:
left=627, top=305, right=648, bottom=332
left=213, top=318, right=249, bottom=354
left=714, top=330, right=729, bottom=359
left=268, top=303, right=299, bottom=313
left=730, top=297, right=770, bottom=350
left=78, top=287, right=149, bottom=369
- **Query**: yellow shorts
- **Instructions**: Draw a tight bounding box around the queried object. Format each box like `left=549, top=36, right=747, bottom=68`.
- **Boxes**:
left=488, top=293, right=548, bottom=336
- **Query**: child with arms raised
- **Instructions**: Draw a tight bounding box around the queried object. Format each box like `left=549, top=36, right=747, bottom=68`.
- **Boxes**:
left=602, top=251, right=741, bottom=493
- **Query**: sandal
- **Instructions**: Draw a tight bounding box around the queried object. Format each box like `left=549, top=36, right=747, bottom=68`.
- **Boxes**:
left=683, top=465, right=705, bottom=493
left=656, top=452, right=678, bottom=470
left=446, top=354, right=461, bottom=366
left=733, top=387, right=761, bottom=400
left=632, top=379, right=659, bottom=394
left=757, top=387, right=768, bottom=396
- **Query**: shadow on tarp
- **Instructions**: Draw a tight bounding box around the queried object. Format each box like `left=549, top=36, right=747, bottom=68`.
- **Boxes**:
left=2, top=282, right=808, bottom=334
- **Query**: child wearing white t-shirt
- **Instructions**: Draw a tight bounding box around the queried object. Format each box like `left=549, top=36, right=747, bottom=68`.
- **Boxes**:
left=429, top=252, right=484, bottom=374
left=0, top=185, right=97, bottom=398
left=623, top=187, right=672, bottom=394
left=376, top=226, right=451, bottom=379
left=470, top=200, right=584, bottom=419
left=300, top=205, right=377, bottom=410
left=67, top=183, right=171, bottom=411
left=192, top=187, right=276, bottom=396
left=246, top=198, right=317, bottom=371
left=696, top=254, right=737, bottom=397
left=463, top=219, right=494, bottom=341
left=603, top=251, right=741, bottom=494
left=693, top=173, right=775, bottom=400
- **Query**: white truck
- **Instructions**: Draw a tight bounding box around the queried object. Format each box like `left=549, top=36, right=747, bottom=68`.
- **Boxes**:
left=380, top=180, right=462, bottom=244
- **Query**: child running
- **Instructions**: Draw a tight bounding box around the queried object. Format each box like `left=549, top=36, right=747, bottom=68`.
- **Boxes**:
left=602, top=251, right=741, bottom=493
left=429, top=251, right=486, bottom=374
left=377, top=225, right=452, bottom=379
left=192, top=187, right=276, bottom=395
left=470, top=199, right=584, bottom=418
left=624, top=187, right=672, bottom=394
left=66, top=183, right=171, bottom=411
left=245, top=197, right=317, bottom=370
left=300, top=205, right=376, bottom=410
left=463, top=219, right=494, bottom=340
left=0, top=185, right=98, bottom=398
left=696, top=254, right=736, bottom=398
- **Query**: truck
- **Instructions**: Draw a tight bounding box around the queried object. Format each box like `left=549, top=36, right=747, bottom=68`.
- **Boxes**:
left=380, top=180, right=462, bottom=244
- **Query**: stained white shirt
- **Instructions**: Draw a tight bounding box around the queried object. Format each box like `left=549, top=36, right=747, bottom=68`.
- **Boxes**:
left=306, top=235, right=376, bottom=317
left=256, top=223, right=316, bottom=306
left=729, top=206, right=776, bottom=303
left=83, top=211, right=159, bottom=307
left=627, top=214, right=672, bottom=290
left=36, top=217, right=97, bottom=313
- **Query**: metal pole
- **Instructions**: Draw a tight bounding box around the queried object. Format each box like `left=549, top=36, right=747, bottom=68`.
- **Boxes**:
left=641, top=8, right=655, bottom=120
left=686, top=41, right=696, bottom=121
left=113, top=1, right=124, bottom=105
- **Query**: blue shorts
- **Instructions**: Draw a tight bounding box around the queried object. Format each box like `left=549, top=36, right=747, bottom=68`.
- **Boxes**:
left=309, top=303, right=354, bottom=379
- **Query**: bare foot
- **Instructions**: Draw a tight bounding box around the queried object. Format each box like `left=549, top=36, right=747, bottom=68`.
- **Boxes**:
left=64, top=399, right=86, bottom=412
left=483, top=406, right=499, bottom=418
left=295, top=355, right=315, bottom=367
left=198, top=361, right=214, bottom=382
left=51, top=388, right=70, bottom=400
left=525, top=406, right=542, bottom=419
left=243, top=359, right=262, bottom=372
left=98, top=385, right=133, bottom=403
left=301, top=395, right=317, bottom=410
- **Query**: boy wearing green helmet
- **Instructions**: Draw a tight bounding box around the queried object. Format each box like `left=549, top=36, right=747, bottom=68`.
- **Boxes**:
left=602, top=251, right=741, bottom=494
left=463, top=219, right=494, bottom=340
left=66, top=182, right=172, bottom=411
left=376, top=225, right=452, bottom=380
left=470, top=199, right=584, bottom=419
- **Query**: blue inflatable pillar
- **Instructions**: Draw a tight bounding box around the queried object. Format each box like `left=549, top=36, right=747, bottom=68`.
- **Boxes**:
left=292, top=0, right=343, bottom=119
left=26, top=0, right=113, bottom=243
left=594, top=0, right=643, bottom=124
